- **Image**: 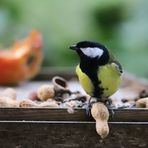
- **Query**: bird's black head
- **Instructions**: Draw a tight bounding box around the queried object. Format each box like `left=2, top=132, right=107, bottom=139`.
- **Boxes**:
left=69, top=41, right=109, bottom=65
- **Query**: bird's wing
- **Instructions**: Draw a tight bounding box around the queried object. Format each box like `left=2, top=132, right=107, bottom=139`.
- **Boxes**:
left=108, top=49, right=123, bottom=74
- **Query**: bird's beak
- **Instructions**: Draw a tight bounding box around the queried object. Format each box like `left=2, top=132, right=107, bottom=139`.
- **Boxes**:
left=69, top=45, right=77, bottom=50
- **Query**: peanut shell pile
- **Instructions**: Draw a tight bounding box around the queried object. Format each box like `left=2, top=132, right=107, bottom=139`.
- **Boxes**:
left=0, top=76, right=89, bottom=113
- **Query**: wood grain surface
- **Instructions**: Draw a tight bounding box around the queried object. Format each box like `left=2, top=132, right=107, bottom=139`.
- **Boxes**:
left=0, top=122, right=147, bottom=148
left=0, top=108, right=147, bottom=122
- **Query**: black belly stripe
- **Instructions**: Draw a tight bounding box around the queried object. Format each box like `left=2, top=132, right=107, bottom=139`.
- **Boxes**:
left=80, top=63, right=104, bottom=98
left=91, top=70, right=104, bottom=98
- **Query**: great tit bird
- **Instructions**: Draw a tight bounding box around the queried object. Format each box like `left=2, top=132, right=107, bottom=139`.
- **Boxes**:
left=69, top=41, right=122, bottom=106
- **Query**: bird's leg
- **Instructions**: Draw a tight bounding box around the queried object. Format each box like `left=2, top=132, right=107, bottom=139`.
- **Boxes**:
left=102, top=97, right=115, bottom=118
left=85, top=97, right=91, bottom=117
left=85, top=97, right=96, bottom=116
left=85, top=96, right=114, bottom=118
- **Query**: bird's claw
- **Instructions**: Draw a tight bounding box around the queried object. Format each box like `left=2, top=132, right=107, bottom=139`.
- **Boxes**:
left=85, top=97, right=96, bottom=117
left=85, top=104, right=91, bottom=117
left=85, top=97, right=115, bottom=118
left=104, top=98, right=115, bottom=118
left=108, top=108, right=115, bottom=118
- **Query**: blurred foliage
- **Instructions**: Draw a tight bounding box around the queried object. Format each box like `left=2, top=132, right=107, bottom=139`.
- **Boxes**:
left=0, top=0, right=148, bottom=77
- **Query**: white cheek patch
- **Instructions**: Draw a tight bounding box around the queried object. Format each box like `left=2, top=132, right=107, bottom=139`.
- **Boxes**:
left=81, top=47, right=103, bottom=58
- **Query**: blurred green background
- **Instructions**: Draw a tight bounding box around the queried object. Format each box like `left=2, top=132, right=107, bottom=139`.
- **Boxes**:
left=0, top=0, right=148, bottom=77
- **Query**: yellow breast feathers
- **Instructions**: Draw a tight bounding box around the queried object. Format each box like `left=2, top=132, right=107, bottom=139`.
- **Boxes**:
left=76, top=63, right=121, bottom=97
